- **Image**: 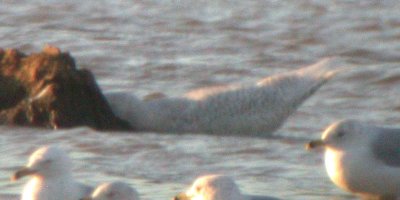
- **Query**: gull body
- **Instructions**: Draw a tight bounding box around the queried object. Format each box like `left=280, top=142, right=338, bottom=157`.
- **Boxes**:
left=174, top=174, right=280, bottom=200
left=307, top=120, right=400, bottom=200
left=12, top=146, right=92, bottom=200
left=106, top=58, right=343, bottom=135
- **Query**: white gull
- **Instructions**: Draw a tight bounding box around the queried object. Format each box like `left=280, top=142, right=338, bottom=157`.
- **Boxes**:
left=11, top=145, right=92, bottom=200
left=173, top=174, right=280, bottom=200
left=106, top=58, right=344, bottom=135
left=307, top=120, right=400, bottom=200
left=82, top=181, right=139, bottom=200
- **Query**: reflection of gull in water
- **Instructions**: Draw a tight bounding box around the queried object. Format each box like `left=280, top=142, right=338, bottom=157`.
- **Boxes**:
left=173, top=174, right=280, bottom=200
left=11, top=146, right=92, bottom=200
left=307, top=120, right=400, bottom=200
left=106, top=58, right=343, bottom=135
left=82, top=181, right=140, bottom=200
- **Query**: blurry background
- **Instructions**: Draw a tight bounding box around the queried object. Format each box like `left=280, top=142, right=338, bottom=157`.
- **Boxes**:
left=0, top=0, right=400, bottom=199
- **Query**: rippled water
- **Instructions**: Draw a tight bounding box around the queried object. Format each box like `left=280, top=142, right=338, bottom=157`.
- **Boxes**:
left=1, top=0, right=400, bottom=199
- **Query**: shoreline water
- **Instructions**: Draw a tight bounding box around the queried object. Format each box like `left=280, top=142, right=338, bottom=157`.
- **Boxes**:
left=1, top=1, right=399, bottom=199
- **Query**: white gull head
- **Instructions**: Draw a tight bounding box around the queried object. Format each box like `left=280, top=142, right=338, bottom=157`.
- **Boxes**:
left=12, top=145, right=92, bottom=200
left=174, top=175, right=244, bottom=200
left=173, top=174, right=280, bottom=200
left=307, top=120, right=400, bottom=199
left=12, top=145, right=72, bottom=181
left=83, top=181, right=140, bottom=200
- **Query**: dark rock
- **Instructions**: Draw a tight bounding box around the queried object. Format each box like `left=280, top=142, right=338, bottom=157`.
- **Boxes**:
left=0, top=45, right=132, bottom=130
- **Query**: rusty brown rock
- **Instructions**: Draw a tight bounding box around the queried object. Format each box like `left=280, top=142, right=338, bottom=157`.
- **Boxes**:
left=0, top=45, right=132, bottom=130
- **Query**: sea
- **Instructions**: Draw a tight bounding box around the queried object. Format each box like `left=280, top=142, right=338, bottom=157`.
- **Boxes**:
left=1, top=0, right=400, bottom=199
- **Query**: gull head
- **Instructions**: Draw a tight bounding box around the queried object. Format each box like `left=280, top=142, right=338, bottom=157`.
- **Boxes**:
left=174, top=174, right=243, bottom=200
left=306, top=120, right=400, bottom=199
left=82, top=181, right=139, bottom=200
left=306, top=119, right=371, bottom=151
left=11, top=146, right=72, bottom=181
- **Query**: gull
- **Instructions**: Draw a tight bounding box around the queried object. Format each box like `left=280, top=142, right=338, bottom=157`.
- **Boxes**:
left=81, top=181, right=139, bottom=200
left=106, top=58, right=344, bottom=135
left=173, top=174, right=280, bottom=200
left=306, top=120, right=400, bottom=200
left=11, top=145, right=92, bottom=200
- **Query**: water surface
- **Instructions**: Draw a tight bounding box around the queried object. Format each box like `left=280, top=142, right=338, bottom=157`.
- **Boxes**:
left=1, top=1, right=400, bottom=199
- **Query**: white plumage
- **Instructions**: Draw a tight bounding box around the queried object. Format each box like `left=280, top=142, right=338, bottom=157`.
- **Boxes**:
left=12, top=146, right=92, bottom=200
left=106, top=58, right=343, bottom=135
left=307, top=120, right=400, bottom=200
left=174, top=174, right=280, bottom=200
left=83, top=181, right=140, bottom=200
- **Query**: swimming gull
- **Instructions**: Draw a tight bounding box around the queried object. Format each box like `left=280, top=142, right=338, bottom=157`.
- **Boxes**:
left=306, top=120, right=400, bottom=200
left=81, top=181, right=139, bottom=200
left=106, top=58, right=345, bottom=135
left=11, top=145, right=92, bottom=200
left=173, top=174, right=280, bottom=200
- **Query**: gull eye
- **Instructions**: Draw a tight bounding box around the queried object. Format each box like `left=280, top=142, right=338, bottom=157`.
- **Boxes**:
left=337, top=131, right=345, bottom=138
left=107, top=192, right=115, bottom=198
left=41, top=159, right=52, bottom=165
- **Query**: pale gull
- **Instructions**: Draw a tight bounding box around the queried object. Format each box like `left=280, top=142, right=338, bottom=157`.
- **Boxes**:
left=106, top=58, right=344, bottom=135
left=173, top=174, right=280, bottom=200
left=11, top=145, right=92, bottom=200
left=306, top=120, right=400, bottom=200
left=81, top=181, right=139, bottom=200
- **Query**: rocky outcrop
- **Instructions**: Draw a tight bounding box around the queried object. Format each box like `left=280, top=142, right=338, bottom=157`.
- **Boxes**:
left=0, top=45, right=132, bottom=130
